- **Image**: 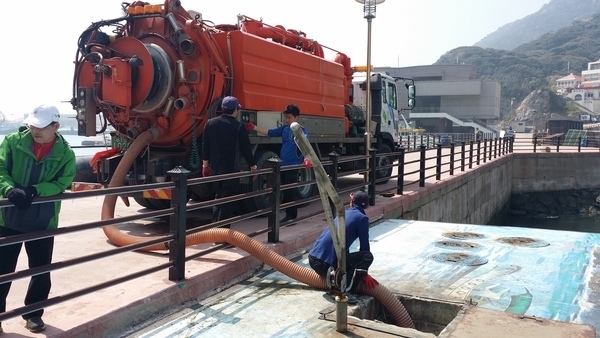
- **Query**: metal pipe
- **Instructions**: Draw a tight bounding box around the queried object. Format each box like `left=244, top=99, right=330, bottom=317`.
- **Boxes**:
left=163, top=97, right=175, bottom=117
left=364, top=17, right=372, bottom=187
left=173, top=97, right=189, bottom=110
left=166, top=13, right=183, bottom=34
left=290, top=122, right=347, bottom=331
left=176, top=60, right=187, bottom=82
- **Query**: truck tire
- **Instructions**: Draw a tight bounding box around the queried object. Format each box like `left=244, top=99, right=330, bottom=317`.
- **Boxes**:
left=133, top=197, right=155, bottom=209
left=242, top=150, right=281, bottom=212
left=296, top=167, right=315, bottom=206
left=375, top=143, right=393, bottom=184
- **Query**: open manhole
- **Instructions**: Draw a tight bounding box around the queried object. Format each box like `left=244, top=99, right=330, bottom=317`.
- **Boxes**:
left=434, top=240, right=481, bottom=250
left=495, top=237, right=550, bottom=248
left=430, top=252, right=488, bottom=266
left=442, top=231, right=486, bottom=240
left=322, top=293, right=468, bottom=336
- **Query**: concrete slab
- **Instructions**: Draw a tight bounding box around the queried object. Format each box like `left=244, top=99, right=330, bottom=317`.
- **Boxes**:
left=124, top=219, right=598, bottom=337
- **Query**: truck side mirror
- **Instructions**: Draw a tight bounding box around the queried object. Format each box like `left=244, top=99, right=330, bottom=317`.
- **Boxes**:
left=406, top=84, right=416, bottom=109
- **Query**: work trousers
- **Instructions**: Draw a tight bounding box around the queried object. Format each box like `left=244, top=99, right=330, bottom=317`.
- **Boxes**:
left=308, top=251, right=374, bottom=292
left=281, top=169, right=299, bottom=219
left=0, top=226, right=54, bottom=320
left=212, top=177, right=239, bottom=228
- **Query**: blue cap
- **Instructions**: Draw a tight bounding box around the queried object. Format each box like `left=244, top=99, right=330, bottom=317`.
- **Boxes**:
left=222, top=96, right=241, bottom=111
left=351, top=191, right=369, bottom=209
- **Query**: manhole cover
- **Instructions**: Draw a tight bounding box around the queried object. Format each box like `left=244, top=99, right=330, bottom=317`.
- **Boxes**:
left=430, top=252, right=488, bottom=266
left=495, top=237, right=550, bottom=248
left=442, top=231, right=486, bottom=240
left=434, top=240, right=481, bottom=250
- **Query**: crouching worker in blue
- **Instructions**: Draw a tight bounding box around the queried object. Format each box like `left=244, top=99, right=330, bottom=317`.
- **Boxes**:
left=308, top=191, right=378, bottom=299
left=0, top=105, right=76, bottom=333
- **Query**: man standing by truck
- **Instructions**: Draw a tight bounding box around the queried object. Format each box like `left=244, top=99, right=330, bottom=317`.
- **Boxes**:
left=245, top=104, right=308, bottom=224
left=202, top=96, right=257, bottom=227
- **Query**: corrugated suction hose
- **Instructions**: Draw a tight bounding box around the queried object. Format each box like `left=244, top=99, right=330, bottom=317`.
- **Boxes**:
left=100, top=130, right=414, bottom=329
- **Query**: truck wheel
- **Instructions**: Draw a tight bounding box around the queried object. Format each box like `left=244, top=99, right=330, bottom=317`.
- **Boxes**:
left=242, top=150, right=281, bottom=212
left=296, top=167, right=315, bottom=206
left=133, top=197, right=155, bottom=209
left=375, top=143, right=393, bottom=184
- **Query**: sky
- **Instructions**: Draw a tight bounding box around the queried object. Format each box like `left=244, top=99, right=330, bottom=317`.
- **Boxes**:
left=0, top=0, right=549, bottom=119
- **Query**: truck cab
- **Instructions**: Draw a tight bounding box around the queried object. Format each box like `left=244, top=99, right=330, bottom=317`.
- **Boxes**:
left=352, top=73, right=415, bottom=151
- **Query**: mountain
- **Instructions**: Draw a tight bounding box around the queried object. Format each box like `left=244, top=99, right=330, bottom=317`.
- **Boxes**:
left=475, top=0, right=600, bottom=51
left=435, top=9, right=600, bottom=120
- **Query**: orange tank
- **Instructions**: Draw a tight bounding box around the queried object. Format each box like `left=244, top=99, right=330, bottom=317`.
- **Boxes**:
left=211, top=28, right=349, bottom=119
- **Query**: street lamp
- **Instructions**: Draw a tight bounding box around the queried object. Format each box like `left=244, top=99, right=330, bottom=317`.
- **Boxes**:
left=356, top=0, right=384, bottom=179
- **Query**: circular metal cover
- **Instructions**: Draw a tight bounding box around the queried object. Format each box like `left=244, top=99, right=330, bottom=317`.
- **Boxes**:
left=430, top=252, right=488, bottom=266
left=495, top=237, right=550, bottom=248
left=434, top=240, right=481, bottom=250
left=442, top=231, right=486, bottom=240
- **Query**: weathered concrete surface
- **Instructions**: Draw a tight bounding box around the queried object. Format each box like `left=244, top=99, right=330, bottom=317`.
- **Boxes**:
left=442, top=307, right=595, bottom=338
left=512, top=153, right=600, bottom=193
left=127, top=219, right=599, bottom=337
left=395, top=156, right=512, bottom=225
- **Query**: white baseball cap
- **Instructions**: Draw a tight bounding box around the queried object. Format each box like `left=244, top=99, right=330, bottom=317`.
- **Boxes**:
left=23, top=105, right=60, bottom=128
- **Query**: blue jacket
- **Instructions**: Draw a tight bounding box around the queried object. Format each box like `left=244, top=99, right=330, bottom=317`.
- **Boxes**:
left=309, top=206, right=370, bottom=267
left=267, top=125, right=308, bottom=166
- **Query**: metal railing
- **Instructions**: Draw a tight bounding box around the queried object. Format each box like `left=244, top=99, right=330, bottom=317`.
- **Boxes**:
left=1, top=133, right=587, bottom=324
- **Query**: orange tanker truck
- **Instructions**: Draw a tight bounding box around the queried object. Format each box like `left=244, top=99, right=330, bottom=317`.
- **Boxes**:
left=71, top=0, right=415, bottom=212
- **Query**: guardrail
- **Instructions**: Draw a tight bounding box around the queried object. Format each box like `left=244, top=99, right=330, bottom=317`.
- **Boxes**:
left=1, top=133, right=585, bottom=324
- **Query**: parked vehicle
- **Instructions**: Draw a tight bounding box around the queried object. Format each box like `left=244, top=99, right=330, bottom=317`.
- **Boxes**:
left=71, top=0, right=415, bottom=211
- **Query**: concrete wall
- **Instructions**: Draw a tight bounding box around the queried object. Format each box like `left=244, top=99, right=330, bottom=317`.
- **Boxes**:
left=511, top=153, right=600, bottom=193
left=380, top=156, right=513, bottom=225
left=378, top=152, right=600, bottom=226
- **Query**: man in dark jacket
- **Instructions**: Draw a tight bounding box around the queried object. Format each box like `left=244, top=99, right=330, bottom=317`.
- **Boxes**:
left=202, top=96, right=257, bottom=226
left=308, top=191, right=374, bottom=293
left=0, top=105, right=76, bottom=333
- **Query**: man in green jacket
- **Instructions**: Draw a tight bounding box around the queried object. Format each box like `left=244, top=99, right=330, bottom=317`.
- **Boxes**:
left=0, top=105, right=76, bottom=333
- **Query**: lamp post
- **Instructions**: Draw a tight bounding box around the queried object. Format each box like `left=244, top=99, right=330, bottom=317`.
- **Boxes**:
left=356, top=0, right=384, bottom=181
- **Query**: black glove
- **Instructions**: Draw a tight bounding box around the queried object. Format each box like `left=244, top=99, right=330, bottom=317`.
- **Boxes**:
left=6, top=186, right=37, bottom=210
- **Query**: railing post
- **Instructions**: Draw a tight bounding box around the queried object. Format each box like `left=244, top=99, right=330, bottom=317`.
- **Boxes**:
left=407, top=135, right=411, bottom=151
left=450, top=142, right=455, bottom=175
left=397, top=146, right=405, bottom=195
left=477, top=140, right=481, bottom=165
left=483, top=139, right=487, bottom=163
left=168, top=166, right=190, bottom=282
left=419, top=144, right=426, bottom=187
left=556, top=135, right=560, bottom=153
left=266, top=157, right=282, bottom=243
left=494, top=138, right=498, bottom=158
left=420, top=134, right=424, bottom=147
left=436, top=143, right=442, bottom=180
left=461, top=141, right=465, bottom=172
left=369, top=148, right=377, bottom=206
left=578, top=136, right=582, bottom=152
left=469, top=141, right=473, bottom=169
left=328, top=152, right=339, bottom=218
left=533, top=135, right=537, bottom=153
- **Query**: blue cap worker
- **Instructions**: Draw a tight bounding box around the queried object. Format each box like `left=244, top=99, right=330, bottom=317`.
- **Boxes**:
left=308, top=191, right=378, bottom=296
